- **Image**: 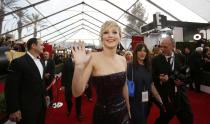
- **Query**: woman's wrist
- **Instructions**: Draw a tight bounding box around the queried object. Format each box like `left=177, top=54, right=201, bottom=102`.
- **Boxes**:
left=75, top=64, right=85, bottom=69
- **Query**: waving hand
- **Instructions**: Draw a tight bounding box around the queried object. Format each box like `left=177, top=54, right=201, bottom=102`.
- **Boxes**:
left=71, top=41, right=91, bottom=67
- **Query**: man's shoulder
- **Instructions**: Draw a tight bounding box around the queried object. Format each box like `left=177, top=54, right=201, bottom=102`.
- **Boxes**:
left=11, top=54, right=27, bottom=63
left=175, top=52, right=184, bottom=57
left=48, top=59, right=55, bottom=63
left=152, top=54, right=163, bottom=61
left=175, top=53, right=185, bottom=60
left=8, top=54, right=27, bottom=72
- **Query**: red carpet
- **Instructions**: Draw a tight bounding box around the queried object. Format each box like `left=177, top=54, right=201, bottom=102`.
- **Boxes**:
left=1, top=80, right=210, bottom=124
left=147, top=91, right=210, bottom=124
left=45, top=78, right=95, bottom=124
left=45, top=79, right=210, bottom=124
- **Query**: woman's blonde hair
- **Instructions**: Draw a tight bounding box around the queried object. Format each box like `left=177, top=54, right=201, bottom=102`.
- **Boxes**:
left=124, top=50, right=133, bottom=57
left=100, top=20, right=122, bottom=41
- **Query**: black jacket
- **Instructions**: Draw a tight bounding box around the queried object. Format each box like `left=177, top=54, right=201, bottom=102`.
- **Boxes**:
left=5, top=54, right=46, bottom=115
left=61, top=58, right=74, bottom=89
left=43, top=59, right=55, bottom=86
left=152, top=53, right=186, bottom=104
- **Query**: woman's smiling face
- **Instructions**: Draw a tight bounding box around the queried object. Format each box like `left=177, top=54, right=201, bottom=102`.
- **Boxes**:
left=102, top=26, right=121, bottom=49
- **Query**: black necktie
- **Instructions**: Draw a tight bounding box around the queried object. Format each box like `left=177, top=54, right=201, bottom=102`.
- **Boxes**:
left=167, top=57, right=173, bottom=70
left=167, top=57, right=171, bottom=63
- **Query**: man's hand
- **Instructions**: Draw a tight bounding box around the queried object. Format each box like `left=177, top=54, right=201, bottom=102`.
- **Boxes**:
left=60, top=86, right=65, bottom=91
left=45, top=96, right=50, bottom=106
left=160, top=103, right=167, bottom=113
left=9, top=110, right=22, bottom=122
left=159, top=74, right=169, bottom=83
left=45, top=73, right=50, bottom=79
left=174, top=79, right=184, bottom=86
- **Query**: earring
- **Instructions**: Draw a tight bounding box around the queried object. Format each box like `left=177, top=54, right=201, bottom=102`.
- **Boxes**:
left=118, top=43, right=120, bottom=49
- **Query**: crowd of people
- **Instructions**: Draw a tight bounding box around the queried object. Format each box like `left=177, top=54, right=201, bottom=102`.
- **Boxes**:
left=3, top=20, right=210, bottom=124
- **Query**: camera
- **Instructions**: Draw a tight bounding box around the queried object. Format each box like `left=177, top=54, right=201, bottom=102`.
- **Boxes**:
left=170, top=65, right=190, bottom=81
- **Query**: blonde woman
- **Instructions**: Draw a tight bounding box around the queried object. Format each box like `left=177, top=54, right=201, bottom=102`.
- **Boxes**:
left=72, top=21, right=131, bottom=124
left=124, top=50, right=133, bottom=63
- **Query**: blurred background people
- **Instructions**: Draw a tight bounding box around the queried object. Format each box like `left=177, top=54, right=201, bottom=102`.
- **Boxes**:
left=183, top=47, right=193, bottom=89
left=189, top=47, right=204, bottom=92
left=152, top=45, right=162, bottom=57
left=124, top=50, right=133, bottom=63
left=84, top=78, right=93, bottom=102
left=42, top=51, right=55, bottom=105
left=61, top=54, right=83, bottom=121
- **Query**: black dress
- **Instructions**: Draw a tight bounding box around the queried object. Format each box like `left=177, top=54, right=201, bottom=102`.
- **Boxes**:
left=127, top=63, right=152, bottom=124
left=92, top=72, right=130, bottom=124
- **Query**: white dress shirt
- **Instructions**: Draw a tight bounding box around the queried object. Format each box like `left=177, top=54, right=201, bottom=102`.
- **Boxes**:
left=27, top=52, right=44, bottom=79
left=45, top=60, right=48, bottom=67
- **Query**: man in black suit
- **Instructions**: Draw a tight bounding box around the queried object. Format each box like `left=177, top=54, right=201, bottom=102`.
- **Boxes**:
left=189, top=47, right=204, bottom=92
left=152, top=37, right=193, bottom=124
left=43, top=51, right=55, bottom=104
left=5, top=38, right=47, bottom=124
left=61, top=56, right=83, bottom=121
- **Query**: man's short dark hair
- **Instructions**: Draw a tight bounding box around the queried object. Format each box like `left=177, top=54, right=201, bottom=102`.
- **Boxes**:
left=26, top=38, right=38, bottom=50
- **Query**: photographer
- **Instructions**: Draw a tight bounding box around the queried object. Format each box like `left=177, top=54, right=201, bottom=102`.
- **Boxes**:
left=190, top=47, right=204, bottom=92
left=152, top=37, right=193, bottom=124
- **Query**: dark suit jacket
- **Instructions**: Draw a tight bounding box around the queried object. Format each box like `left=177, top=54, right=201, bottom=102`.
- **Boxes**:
left=61, top=58, right=74, bottom=101
left=43, top=59, right=55, bottom=86
left=61, top=58, right=74, bottom=95
left=152, top=53, right=185, bottom=104
left=5, top=54, right=46, bottom=116
left=189, top=51, right=204, bottom=80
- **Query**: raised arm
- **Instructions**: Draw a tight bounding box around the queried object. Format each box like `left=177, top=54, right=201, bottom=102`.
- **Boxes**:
left=71, top=41, right=93, bottom=97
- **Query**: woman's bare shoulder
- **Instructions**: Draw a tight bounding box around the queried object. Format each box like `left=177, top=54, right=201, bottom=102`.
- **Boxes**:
left=90, top=52, right=102, bottom=63
left=117, top=54, right=127, bottom=68
left=91, top=52, right=101, bottom=58
left=117, top=54, right=126, bottom=62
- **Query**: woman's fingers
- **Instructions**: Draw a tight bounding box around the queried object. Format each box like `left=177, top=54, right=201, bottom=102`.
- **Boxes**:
left=71, top=46, right=77, bottom=59
left=78, top=40, right=85, bottom=52
left=72, top=40, right=85, bottom=53
left=81, top=41, right=85, bottom=51
left=78, top=40, right=85, bottom=49
left=72, top=41, right=78, bottom=50
left=71, top=41, right=86, bottom=61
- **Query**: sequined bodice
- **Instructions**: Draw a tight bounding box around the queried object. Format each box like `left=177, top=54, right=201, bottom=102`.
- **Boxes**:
left=92, top=71, right=126, bottom=104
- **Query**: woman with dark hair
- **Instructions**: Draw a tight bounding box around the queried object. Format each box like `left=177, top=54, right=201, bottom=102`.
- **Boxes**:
left=127, top=43, right=162, bottom=124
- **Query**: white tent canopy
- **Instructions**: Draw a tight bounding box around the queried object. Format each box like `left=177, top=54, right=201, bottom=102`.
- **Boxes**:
left=2, top=0, right=210, bottom=46
left=175, top=0, right=210, bottom=22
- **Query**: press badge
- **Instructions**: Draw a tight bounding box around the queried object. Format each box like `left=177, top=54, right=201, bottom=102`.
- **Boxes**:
left=142, top=91, right=149, bottom=102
